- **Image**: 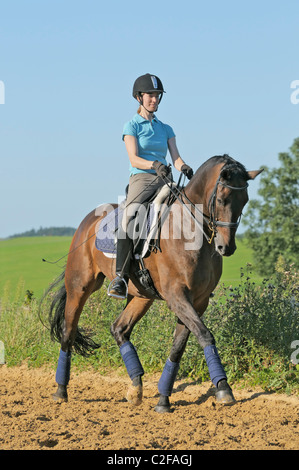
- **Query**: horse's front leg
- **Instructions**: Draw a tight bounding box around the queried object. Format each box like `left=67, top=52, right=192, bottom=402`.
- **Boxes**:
left=155, top=319, right=190, bottom=413
left=166, top=292, right=235, bottom=406
left=110, top=296, right=153, bottom=406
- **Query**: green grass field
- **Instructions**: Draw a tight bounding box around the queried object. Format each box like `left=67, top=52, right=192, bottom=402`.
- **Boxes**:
left=0, top=236, right=261, bottom=301
left=0, top=237, right=73, bottom=301
left=222, top=238, right=260, bottom=283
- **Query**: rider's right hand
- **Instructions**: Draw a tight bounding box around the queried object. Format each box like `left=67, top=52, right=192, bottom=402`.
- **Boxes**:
left=152, top=160, right=170, bottom=179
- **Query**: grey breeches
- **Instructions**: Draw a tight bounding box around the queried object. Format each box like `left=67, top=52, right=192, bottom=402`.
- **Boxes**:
left=119, top=173, right=166, bottom=240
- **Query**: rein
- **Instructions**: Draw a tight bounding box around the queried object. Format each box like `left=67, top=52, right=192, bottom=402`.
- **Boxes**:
left=163, top=166, right=248, bottom=244
left=161, top=177, right=211, bottom=243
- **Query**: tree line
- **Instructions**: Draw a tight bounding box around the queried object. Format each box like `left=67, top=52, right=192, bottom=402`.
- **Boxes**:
left=9, top=226, right=76, bottom=238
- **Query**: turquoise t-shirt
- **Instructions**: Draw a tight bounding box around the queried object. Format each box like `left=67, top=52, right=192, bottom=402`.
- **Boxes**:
left=122, top=113, right=176, bottom=175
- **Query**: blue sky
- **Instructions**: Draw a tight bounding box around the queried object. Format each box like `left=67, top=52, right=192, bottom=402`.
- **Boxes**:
left=0, top=0, right=298, bottom=238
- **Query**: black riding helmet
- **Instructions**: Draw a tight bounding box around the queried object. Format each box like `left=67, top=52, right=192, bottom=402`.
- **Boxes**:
left=132, top=74, right=165, bottom=104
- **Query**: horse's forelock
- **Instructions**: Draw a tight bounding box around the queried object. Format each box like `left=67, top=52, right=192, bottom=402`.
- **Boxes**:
left=217, top=155, right=248, bottom=182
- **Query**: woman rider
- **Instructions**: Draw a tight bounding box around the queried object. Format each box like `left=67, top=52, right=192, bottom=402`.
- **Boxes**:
left=108, top=73, right=194, bottom=299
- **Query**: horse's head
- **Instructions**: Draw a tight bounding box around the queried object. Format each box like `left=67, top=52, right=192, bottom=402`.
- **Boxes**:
left=206, top=157, right=263, bottom=256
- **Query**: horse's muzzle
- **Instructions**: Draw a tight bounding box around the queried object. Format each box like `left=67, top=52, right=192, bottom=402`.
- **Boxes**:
left=215, top=241, right=237, bottom=257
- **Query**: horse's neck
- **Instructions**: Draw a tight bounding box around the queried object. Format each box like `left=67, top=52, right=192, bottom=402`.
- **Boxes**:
left=184, top=163, right=221, bottom=211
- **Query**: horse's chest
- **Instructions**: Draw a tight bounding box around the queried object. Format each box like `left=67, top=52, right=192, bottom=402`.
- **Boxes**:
left=188, top=252, right=222, bottom=290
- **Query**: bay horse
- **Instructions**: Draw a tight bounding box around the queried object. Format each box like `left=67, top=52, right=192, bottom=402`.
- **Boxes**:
left=43, top=155, right=262, bottom=412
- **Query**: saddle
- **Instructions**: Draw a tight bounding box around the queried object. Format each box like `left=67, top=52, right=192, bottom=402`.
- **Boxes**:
left=95, top=183, right=176, bottom=259
left=95, top=183, right=176, bottom=299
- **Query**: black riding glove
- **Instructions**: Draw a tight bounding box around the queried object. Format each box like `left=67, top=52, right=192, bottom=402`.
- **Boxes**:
left=152, top=160, right=170, bottom=179
left=181, top=164, right=194, bottom=180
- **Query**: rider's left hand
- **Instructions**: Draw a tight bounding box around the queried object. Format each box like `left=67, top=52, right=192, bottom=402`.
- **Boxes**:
left=181, top=164, right=194, bottom=180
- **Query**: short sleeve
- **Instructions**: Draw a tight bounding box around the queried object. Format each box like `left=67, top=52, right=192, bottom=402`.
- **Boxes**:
left=163, top=123, right=176, bottom=140
left=122, top=120, right=137, bottom=141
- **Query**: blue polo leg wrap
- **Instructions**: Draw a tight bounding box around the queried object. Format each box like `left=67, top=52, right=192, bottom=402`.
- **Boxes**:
left=55, top=349, right=71, bottom=386
left=158, top=358, right=180, bottom=396
left=120, top=341, right=144, bottom=380
left=204, top=344, right=227, bottom=387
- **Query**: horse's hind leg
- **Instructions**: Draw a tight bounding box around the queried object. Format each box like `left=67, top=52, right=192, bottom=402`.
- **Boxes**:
left=52, top=293, right=85, bottom=402
left=155, top=319, right=190, bottom=413
left=110, top=296, right=153, bottom=406
left=53, top=272, right=105, bottom=402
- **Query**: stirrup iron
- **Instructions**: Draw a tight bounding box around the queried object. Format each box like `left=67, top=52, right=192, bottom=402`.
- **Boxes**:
left=107, top=276, right=128, bottom=300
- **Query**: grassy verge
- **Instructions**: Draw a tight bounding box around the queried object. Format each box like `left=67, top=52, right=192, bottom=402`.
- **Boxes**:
left=0, top=260, right=298, bottom=395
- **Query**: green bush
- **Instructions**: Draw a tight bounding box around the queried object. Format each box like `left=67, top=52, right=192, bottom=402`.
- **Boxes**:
left=203, top=259, right=299, bottom=393
left=0, top=260, right=298, bottom=394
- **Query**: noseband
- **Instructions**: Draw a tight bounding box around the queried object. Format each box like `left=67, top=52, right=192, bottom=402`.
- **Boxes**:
left=207, top=174, right=248, bottom=244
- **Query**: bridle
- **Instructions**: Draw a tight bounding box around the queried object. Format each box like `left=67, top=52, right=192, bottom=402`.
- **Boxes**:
left=206, top=174, right=249, bottom=244
left=162, top=165, right=249, bottom=244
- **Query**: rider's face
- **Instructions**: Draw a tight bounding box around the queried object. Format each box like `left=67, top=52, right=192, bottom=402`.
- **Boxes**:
left=140, top=92, right=160, bottom=112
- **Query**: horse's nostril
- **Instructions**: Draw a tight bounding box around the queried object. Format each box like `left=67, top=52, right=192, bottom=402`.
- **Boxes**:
left=217, top=245, right=236, bottom=257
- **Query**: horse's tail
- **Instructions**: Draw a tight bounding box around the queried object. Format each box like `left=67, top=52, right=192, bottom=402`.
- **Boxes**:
left=39, top=270, right=100, bottom=357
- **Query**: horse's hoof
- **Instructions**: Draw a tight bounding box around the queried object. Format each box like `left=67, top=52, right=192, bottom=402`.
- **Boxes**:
left=52, top=385, right=68, bottom=402
left=126, top=384, right=143, bottom=406
left=154, top=404, right=172, bottom=413
left=155, top=395, right=172, bottom=413
left=52, top=392, right=68, bottom=403
left=215, top=387, right=236, bottom=405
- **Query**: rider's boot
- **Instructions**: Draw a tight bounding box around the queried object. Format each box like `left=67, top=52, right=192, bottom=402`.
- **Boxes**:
left=108, top=237, right=132, bottom=299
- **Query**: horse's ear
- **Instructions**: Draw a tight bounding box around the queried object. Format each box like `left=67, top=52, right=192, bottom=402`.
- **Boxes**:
left=247, top=169, right=264, bottom=180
